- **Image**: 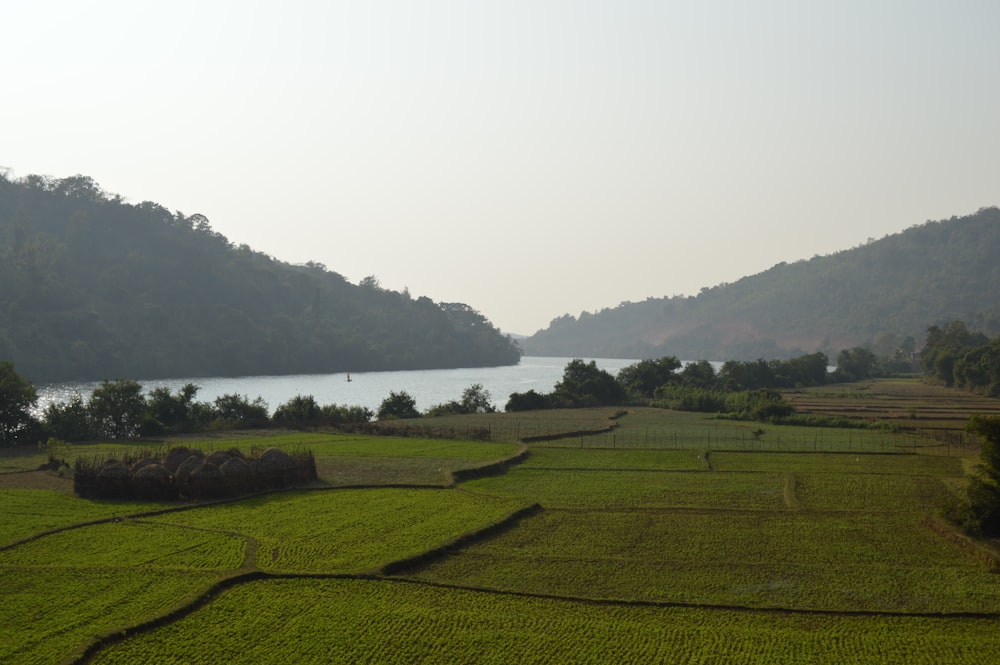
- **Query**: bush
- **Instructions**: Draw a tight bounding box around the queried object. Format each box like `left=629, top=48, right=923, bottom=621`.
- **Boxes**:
left=952, top=415, right=1000, bottom=536
left=320, top=403, right=374, bottom=425
left=211, top=394, right=270, bottom=428
left=377, top=391, right=420, bottom=420
left=273, top=395, right=321, bottom=428
left=43, top=394, right=95, bottom=442
left=505, top=390, right=552, bottom=412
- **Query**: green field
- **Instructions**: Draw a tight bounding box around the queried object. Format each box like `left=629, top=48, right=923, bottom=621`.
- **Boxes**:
left=0, top=489, right=175, bottom=547
left=87, top=577, right=1000, bottom=665
left=1, top=400, right=999, bottom=663
left=146, top=488, right=529, bottom=573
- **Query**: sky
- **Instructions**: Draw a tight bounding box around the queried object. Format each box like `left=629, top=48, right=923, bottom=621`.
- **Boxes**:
left=3, top=1, right=999, bottom=335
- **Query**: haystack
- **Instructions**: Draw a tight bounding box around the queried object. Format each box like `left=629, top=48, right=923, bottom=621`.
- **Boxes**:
left=205, top=450, right=233, bottom=467
left=96, top=461, right=131, bottom=494
left=219, top=456, right=254, bottom=494
left=255, top=447, right=298, bottom=488
left=129, top=457, right=158, bottom=475
left=132, top=462, right=177, bottom=501
left=179, top=461, right=225, bottom=499
left=163, top=446, right=202, bottom=473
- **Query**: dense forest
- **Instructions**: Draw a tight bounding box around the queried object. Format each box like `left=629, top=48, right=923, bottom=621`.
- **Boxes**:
left=0, top=174, right=520, bottom=383
left=522, top=207, right=1000, bottom=361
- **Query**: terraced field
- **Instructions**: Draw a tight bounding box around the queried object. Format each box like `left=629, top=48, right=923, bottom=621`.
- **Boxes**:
left=2, top=394, right=999, bottom=663
left=88, top=577, right=1000, bottom=665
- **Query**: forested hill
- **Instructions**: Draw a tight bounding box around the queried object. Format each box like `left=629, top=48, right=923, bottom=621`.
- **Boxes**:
left=523, top=207, right=1000, bottom=361
left=0, top=174, right=520, bottom=383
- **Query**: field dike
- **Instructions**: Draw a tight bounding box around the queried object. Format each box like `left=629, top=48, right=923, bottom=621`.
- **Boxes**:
left=449, top=443, right=530, bottom=483
left=368, top=575, right=1000, bottom=621
left=72, top=569, right=276, bottom=665
left=70, top=499, right=543, bottom=665
left=0, top=485, right=320, bottom=554
left=57, top=446, right=536, bottom=663
left=923, top=517, right=1000, bottom=572
left=70, top=505, right=1000, bottom=665
left=783, top=472, right=801, bottom=509
left=379, top=502, right=543, bottom=576
left=519, top=417, right=622, bottom=443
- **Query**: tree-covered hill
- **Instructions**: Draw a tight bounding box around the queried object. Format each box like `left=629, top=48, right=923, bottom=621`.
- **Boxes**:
left=523, top=207, right=1000, bottom=361
left=0, top=174, right=520, bottom=383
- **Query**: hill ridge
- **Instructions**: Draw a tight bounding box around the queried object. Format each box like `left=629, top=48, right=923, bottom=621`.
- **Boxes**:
left=522, top=207, right=1000, bottom=360
left=0, top=174, right=520, bottom=382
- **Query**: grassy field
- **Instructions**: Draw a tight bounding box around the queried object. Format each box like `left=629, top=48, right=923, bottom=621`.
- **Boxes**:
left=87, top=577, right=1000, bottom=665
left=2, top=380, right=1000, bottom=663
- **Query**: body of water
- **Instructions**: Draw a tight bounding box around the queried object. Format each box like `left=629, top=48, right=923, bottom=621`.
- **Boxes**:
left=35, top=356, right=642, bottom=415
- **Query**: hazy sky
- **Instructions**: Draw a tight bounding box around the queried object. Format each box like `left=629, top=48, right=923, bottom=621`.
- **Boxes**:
left=4, top=1, right=998, bottom=335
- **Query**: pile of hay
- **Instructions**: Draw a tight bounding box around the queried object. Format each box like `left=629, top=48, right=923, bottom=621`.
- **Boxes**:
left=74, top=446, right=317, bottom=501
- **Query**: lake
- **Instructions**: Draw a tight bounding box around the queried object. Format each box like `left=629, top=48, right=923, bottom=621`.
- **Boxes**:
left=34, top=356, right=641, bottom=415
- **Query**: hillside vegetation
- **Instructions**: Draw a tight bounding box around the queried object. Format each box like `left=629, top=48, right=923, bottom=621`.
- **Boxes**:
left=0, top=174, right=519, bottom=383
left=523, top=207, right=1000, bottom=360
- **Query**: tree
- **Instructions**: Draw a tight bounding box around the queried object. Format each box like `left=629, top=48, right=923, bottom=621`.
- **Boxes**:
left=320, top=403, right=373, bottom=425
left=378, top=391, right=420, bottom=420
left=616, top=357, right=681, bottom=399
left=775, top=352, right=829, bottom=387
left=0, top=361, right=39, bottom=445
left=953, top=337, right=1000, bottom=396
left=833, top=347, right=879, bottom=382
left=273, top=395, right=321, bottom=428
left=42, top=394, right=94, bottom=442
left=212, top=393, right=269, bottom=428
left=88, top=379, right=146, bottom=439
left=958, top=415, right=1000, bottom=535
left=427, top=383, right=498, bottom=417
left=146, top=383, right=205, bottom=434
left=460, top=383, right=495, bottom=414
left=921, top=321, right=990, bottom=386
left=553, top=359, right=625, bottom=407
left=718, top=359, right=775, bottom=391
left=505, top=389, right=551, bottom=412
left=679, top=360, right=717, bottom=389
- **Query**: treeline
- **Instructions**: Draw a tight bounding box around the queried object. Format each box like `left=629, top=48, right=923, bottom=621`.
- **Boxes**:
left=31, top=379, right=373, bottom=443
left=946, top=415, right=1000, bottom=537
left=0, top=173, right=520, bottom=383
left=0, top=359, right=500, bottom=446
left=920, top=320, right=1000, bottom=395
left=506, top=346, right=908, bottom=423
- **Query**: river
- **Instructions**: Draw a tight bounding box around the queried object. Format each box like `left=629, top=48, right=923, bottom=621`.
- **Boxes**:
left=34, top=356, right=641, bottom=415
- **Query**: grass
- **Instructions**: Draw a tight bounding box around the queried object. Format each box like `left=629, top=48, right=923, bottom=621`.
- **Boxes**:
left=708, top=451, right=964, bottom=474
left=0, top=489, right=175, bottom=547
left=519, top=445, right=710, bottom=470
left=89, top=577, right=1000, bottom=665
left=407, top=509, right=1000, bottom=613
left=0, top=567, right=219, bottom=665
left=147, top=488, right=530, bottom=574
left=463, top=467, right=787, bottom=510
left=3, top=380, right=1000, bottom=663
left=784, top=377, right=1000, bottom=442
left=0, top=520, right=246, bottom=570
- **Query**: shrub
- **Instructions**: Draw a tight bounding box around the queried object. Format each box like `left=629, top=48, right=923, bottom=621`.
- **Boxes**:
left=378, top=391, right=420, bottom=420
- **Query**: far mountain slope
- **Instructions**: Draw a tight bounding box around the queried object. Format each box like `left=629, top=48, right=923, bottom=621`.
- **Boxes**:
left=522, top=207, right=1000, bottom=360
left=0, top=174, right=520, bottom=383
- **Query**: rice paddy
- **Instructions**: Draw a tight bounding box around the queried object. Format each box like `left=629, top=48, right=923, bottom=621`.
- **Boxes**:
left=2, top=382, right=998, bottom=663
